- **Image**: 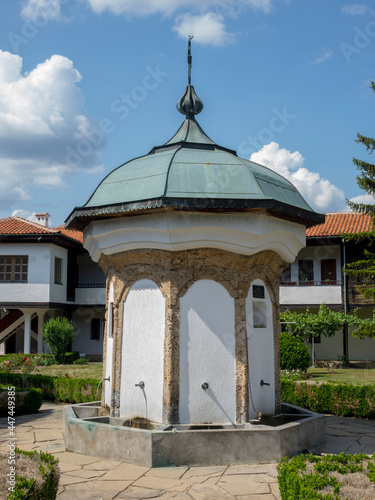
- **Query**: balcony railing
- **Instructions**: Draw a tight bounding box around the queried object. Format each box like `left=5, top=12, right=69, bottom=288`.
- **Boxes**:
left=280, top=280, right=342, bottom=286
left=77, top=283, right=106, bottom=288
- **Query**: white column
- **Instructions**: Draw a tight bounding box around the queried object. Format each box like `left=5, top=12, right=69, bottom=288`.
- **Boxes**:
left=23, top=311, right=32, bottom=354
left=37, top=311, right=47, bottom=354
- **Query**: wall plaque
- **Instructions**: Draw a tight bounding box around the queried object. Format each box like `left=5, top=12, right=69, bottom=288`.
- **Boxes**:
left=253, top=285, right=265, bottom=299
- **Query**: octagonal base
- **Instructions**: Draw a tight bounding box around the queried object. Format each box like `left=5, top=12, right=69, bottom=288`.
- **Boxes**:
left=63, top=402, right=326, bottom=467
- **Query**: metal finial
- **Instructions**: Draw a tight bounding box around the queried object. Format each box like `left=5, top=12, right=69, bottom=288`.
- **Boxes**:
left=188, top=35, right=193, bottom=85
left=176, top=36, right=203, bottom=118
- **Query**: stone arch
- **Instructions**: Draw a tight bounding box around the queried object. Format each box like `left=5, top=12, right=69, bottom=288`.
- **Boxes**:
left=119, top=279, right=165, bottom=422
left=178, top=273, right=238, bottom=300
left=179, top=279, right=236, bottom=424
left=117, top=272, right=166, bottom=305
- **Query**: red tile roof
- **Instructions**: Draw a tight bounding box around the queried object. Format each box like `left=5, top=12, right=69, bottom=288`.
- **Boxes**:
left=0, top=217, right=56, bottom=235
left=53, top=225, right=83, bottom=244
left=0, top=212, right=372, bottom=245
left=307, top=212, right=373, bottom=237
left=0, top=217, right=83, bottom=244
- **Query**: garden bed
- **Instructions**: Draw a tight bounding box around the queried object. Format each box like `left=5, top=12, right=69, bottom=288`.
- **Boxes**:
left=278, top=452, right=375, bottom=500
left=0, top=449, right=59, bottom=499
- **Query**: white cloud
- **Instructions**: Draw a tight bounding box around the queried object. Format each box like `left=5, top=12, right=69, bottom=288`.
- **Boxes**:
left=310, top=49, right=333, bottom=65
left=21, top=0, right=61, bottom=21
left=348, top=193, right=375, bottom=206
left=250, top=142, right=347, bottom=212
left=0, top=50, right=104, bottom=210
left=173, top=13, right=233, bottom=46
left=11, top=209, right=38, bottom=222
left=342, top=4, right=368, bottom=15
left=85, top=0, right=272, bottom=16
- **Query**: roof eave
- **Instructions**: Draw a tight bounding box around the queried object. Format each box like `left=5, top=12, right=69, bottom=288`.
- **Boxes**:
left=0, top=233, right=83, bottom=248
left=66, top=197, right=324, bottom=232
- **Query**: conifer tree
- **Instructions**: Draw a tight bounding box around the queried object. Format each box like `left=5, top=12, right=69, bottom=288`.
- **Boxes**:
left=345, top=81, right=375, bottom=299
left=347, top=81, right=375, bottom=214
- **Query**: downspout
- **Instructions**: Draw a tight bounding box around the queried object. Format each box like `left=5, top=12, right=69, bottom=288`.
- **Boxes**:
left=342, top=237, right=349, bottom=363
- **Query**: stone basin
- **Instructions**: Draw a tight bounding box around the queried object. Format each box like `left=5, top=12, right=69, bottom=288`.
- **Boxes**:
left=63, top=402, right=326, bottom=467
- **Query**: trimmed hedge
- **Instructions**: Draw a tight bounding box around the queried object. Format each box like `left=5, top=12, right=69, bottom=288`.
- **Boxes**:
left=6, top=449, right=59, bottom=500
left=281, top=379, right=375, bottom=419
left=0, top=387, right=42, bottom=417
left=0, top=373, right=99, bottom=404
left=278, top=452, right=375, bottom=500
left=61, top=351, right=80, bottom=364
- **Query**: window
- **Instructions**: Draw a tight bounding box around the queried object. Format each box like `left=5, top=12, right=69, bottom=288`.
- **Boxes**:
left=91, top=318, right=101, bottom=341
left=280, top=264, right=291, bottom=283
left=321, top=259, right=337, bottom=284
left=54, top=257, right=62, bottom=284
left=0, top=256, right=28, bottom=282
left=298, top=259, right=314, bottom=284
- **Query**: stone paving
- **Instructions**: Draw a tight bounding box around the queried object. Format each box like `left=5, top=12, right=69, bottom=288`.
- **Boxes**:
left=1, top=402, right=375, bottom=499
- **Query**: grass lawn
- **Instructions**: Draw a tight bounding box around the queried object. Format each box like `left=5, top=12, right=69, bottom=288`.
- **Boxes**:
left=37, top=363, right=103, bottom=379
left=299, top=367, right=375, bottom=385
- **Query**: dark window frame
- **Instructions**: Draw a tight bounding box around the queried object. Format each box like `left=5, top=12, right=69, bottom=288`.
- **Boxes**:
left=280, top=264, right=292, bottom=283
left=91, top=318, right=101, bottom=341
left=0, top=255, right=28, bottom=283
left=54, top=257, right=63, bottom=285
left=298, top=259, right=314, bottom=284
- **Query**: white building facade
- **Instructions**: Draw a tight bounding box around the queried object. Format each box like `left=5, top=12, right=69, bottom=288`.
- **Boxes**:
left=0, top=216, right=105, bottom=358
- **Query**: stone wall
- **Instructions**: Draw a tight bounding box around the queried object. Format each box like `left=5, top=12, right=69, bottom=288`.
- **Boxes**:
left=99, top=248, right=286, bottom=423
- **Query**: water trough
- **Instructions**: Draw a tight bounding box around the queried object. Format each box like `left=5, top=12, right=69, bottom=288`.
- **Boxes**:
left=63, top=402, right=326, bottom=468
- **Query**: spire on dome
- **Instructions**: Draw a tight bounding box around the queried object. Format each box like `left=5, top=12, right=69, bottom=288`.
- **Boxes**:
left=177, top=36, right=204, bottom=118
left=187, top=34, right=193, bottom=85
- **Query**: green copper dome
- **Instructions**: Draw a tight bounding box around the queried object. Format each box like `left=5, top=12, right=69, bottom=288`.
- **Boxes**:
left=66, top=43, right=323, bottom=230
left=84, top=119, right=312, bottom=210
left=66, top=115, right=322, bottom=230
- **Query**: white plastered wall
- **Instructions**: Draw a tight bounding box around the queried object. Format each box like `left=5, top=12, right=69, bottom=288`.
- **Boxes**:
left=84, top=212, right=306, bottom=264
left=246, top=279, right=275, bottom=419
left=71, top=308, right=104, bottom=356
left=49, top=244, right=68, bottom=303
left=179, top=280, right=236, bottom=425
left=120, top=279, right=165, bottom=422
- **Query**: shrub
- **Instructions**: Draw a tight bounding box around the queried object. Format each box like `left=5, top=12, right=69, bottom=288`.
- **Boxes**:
left=0, top=354, right=39, bottom=374
left=279, top=332, right=310, bottom=372
left=43, top=317, right=76, bottom=363
left=35, top=354, right=56, bottom=366
left=0, top=387, right=42, bottom=417
left=1, top=448, right=60, bottom=500
left=73, top=357, right=89, bottom=365
left=278, top=452, right=375, bottom=500
left=0, top=373, right=99, bottom=404
left=61, top=351, right=80, bottom=364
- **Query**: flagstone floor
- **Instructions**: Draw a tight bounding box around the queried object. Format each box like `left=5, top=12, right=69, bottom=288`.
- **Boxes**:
left=1, top=402, right=375, bottom=499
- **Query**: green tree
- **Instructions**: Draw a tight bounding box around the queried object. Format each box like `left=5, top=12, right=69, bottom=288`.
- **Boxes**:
left=43, top=316, right=76, bottom=363
left=280, top=304, right=375, bottom=340
left=345, top=80, right=375, bottom=299
left=280, top=304, right=346, bottom=341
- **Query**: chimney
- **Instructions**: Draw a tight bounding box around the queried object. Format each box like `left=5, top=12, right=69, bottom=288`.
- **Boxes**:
left=35, top=213, right=50, bottom=228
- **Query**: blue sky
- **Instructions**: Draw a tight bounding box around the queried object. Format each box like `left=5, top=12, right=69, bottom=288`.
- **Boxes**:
left=1, top=0, right=375, bottom=225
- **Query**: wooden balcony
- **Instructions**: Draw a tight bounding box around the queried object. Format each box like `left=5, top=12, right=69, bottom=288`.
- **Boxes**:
left=347, top=278, right=375, bottom=307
